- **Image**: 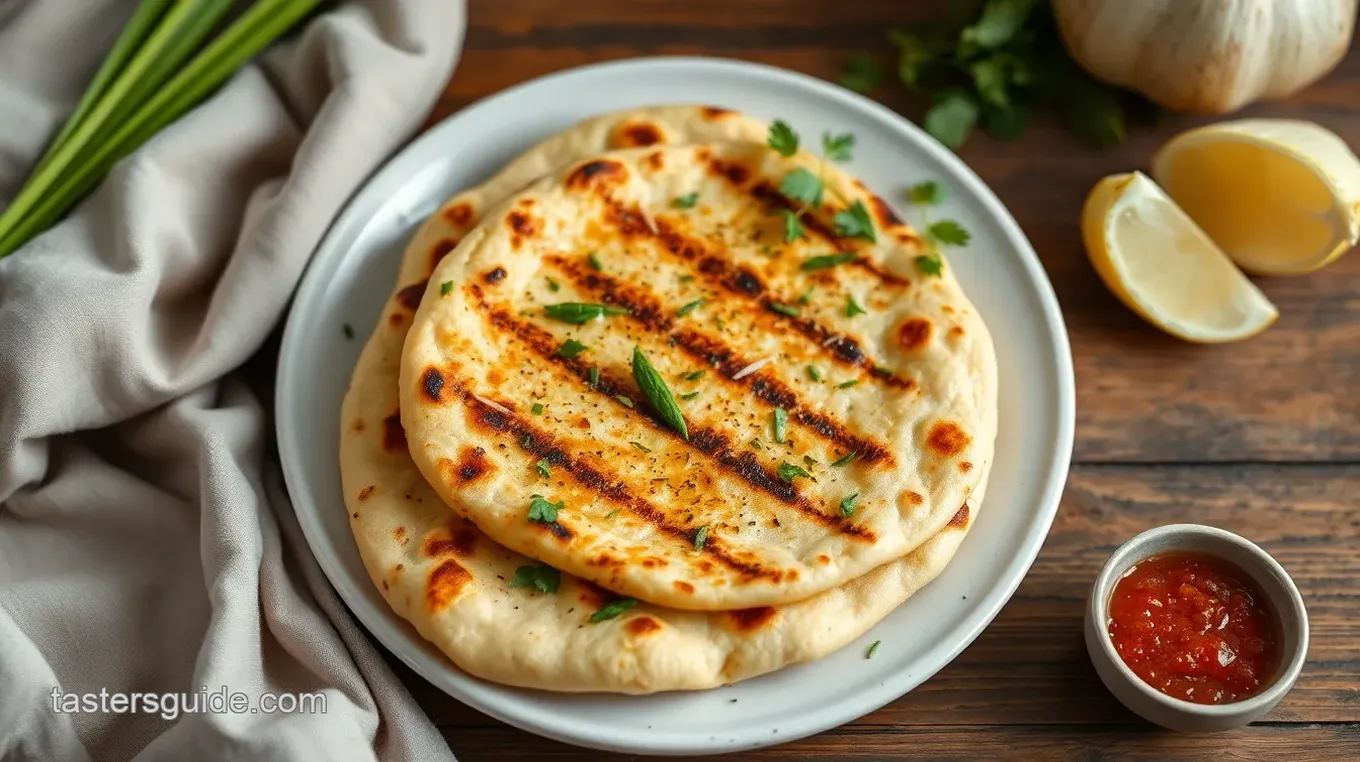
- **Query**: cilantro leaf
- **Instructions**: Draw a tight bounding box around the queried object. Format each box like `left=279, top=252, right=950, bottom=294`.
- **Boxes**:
left=923, top=89, right=979, bottom=149
left=693, top=525, right=708, bottom=551
left=839, top=52, right=884, bottom=94
left=778, top=462, right=811, bottom=483
left=929, top=220, right=971, bottom=246
left=780, top=168, right=824, bottom=208
left=970, top=56, right=1011, bottom=108
left=556, top=339, right=588, bottom=358
left=672, top=192, right=699, bottom=209
left=778, top=209, right=805, bottom=242
left=821, top=132, right=855, bottom=162
left=767, top=120, right=799, bottom=156
left=510, top=564, right=561, bottom=594
left=845, top=294, right=868, bottom=317
left=840, top=492, right=861, bottom=517
left=440, top=281, right=453, bottom=296
left=773, top=407, right=788, bottom=444
left=589, top=597, right=638, bottom=623
left=833, top=200, right=876, bottom=242
left=531, top=403, right=544, bottom=415
left=960, top=0, right=1037, bottom=52
left=677, top=298, right=705, bottom=317
left=527, top=494, right=563, bottom=523
left=536, top=459, right=551, bottom=478
left=831, top=451, right=857, bottom=467
left=802, top=252, right=858, bottom=270
left=915, top=254, right=944, bottom=277
left=908, top=181, right=945, bottom=206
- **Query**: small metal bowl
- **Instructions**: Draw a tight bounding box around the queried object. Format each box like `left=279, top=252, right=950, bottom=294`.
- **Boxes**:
left=1084, top=524, right=1309, bottom=732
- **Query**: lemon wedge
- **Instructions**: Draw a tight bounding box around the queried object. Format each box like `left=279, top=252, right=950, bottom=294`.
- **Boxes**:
left=1151, top=119, right=1360, bottom=275
left=1082, top=171, right=1278, bottom=343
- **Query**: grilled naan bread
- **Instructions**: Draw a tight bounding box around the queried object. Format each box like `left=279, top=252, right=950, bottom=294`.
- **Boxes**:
left=399, top=139, right=997, bottom=611
left=343, top=106, right=988, bottom=692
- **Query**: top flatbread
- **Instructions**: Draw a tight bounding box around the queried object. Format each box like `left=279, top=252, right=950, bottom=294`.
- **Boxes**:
left=341, top=105, right=987, bottom=692
left=398, top=135, right=998, bottom=611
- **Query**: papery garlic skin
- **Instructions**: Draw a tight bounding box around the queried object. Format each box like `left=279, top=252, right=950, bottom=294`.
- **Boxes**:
left=1054, top=0, right=1357, bottom=114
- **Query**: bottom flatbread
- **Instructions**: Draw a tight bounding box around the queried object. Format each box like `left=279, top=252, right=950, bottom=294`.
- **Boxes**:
left=339, top=106, right=989, bottom=693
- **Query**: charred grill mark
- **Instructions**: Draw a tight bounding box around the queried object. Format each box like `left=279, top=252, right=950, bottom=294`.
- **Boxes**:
left=396, top=280, right=428, bottom=311
left=708, top=157, right=751, bottom=186
left=948, top=502, right=970, bottom=529
left=617, top=122, right=663, bottom=147
left=870, top=194, right=904, bottom=227
left=429, top=239, right=457, bottom=274
left=483, top=267, right=507, bottom=284
left=566, top=159, right=626, bottom=191
left=469, top=298, right=875, bottom=540
left=545, top=258, right=895, bottom=466
left=421, top=367, right=445, bottom=402
left=701, top=106, right=734, bottom=119
left=454, top=445, right=491, bottom=482
left=853, top=258, right=911, bottom=287
left=457, top=387, right=785, bottom=580
left=381, top=411, right=407, bottom=452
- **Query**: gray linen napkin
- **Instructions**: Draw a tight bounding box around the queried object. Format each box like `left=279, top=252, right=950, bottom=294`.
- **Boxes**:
left=0, top=1, right=466, bottom=760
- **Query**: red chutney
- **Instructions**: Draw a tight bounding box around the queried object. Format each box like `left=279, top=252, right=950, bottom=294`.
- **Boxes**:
left=1106, top=551, right=1281, bottom=705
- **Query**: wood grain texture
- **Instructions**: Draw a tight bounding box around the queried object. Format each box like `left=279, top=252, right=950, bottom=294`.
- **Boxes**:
left=390, top=1, right=1360, bottom=758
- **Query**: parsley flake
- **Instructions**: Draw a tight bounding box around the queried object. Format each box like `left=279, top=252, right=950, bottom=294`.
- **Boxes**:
left=797, top=285, right=815, bottom=305
left=802, top=252, right=859, bottom=271
left=556, top=339, right=588, bottom=358
left=915, top=254, right=944, bottom=277
left=531, top=403, right=544, bottom=415
left=768, top=302, right=800, bottom=318
left=866, top=640, right=881, bottom=659
left=527, top=494, right=563, bottom=523
left=683, top=370, right=705, bottom=382
left=803, top=455, right=820, bottom=468
left=780, top=168, right=824, bottom=208
left=544, top=302, right=629, bottom=324
left=536, top=459, right=551, bottom=478
left=929, top=219, right=971, bottom=246
left=630, top=441, right=652, bottom=453
left=509, top=564, right=561, bottom=594
left=821, top=132, right=855, bottom=162
left=677, top=298, right=705, bottom=317
left=845, top=294, right=868, bottom=317
left=589, top=598, right=638, bottom=624
left=615, top=395, right=634, bottom=409
left=834, top=200, right=877, bottom=241
left=440, top=281, right=453, bottom=296
left=693, top=525, right=708, bottom=551
left=546, top=277, right=561, bottom=292
left=838, top=379, right=859, bottom=389
left=773, top=408, right=788, bottom=444
left=840, top=492, right=861, bottom=517
left=672, top=192, right=700, bottom=209
left=831, top=451, right=857, bottom=467
left=342, top=323, right=355, bottom=340
left=777, top=209, right=805, bottom=242
left=680, top=391, right=701, bottom=401
left=767, top=120, right=799, bottom=156
left=751, top=438, right=763, bottom=450
left=778, top=462, right=811, bottom=483
left=588, top=366, right=600, bottom=386
left=807, top=365, right=824, bottom=382
left=587, top=252, right=603, bottom=271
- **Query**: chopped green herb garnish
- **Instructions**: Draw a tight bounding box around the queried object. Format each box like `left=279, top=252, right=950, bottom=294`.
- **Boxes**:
left=632, top=346, right=688, bottom=440
left=614, top=394, right=634, bottom=409
left=778, top=209, right=805, bottom=242
left=630, top=441, right=652, bottom=453
left=803, top=455, right=820, bottom=467
left=440, top=281, right=453, bottom=296
left=915, top=254, right=944, bottom=277
left=768, top=302, right=800, bottom=318
left=840, top=492, right=860, bottom=517
left=605, top=508, right=621, bottom=519
left=797, top=285, right=815, bottom=305
left=767, top=120, right=799, bottom=156
left=751, top=438, right=763, bottom=450
left=821, top=132, right=855, bottom=162
left=807, top=365, right=824, bottom=382
left=587, top=252, right=603, bottom=271
left=838, top=379, right=859, bottom=389
left=536, top=459, right=551, bottom=479
left=929, top=219, right=971, bottom=246
left=531, top=403, right=544, bottom=415
left=831, top=452, right=857, bottom=467
left=588, top=366, right=600, bottom=386
left=683, top=370, right=705, bottom=382
left=546, top=277, right=561, bottom=292
left=845, top=294, right=868, bottom=317
left=773, top=408, right=788, bottom=444
left=557, top=339, right=589, bottom=358
left=342, top=323, right=355, bottom=340
left=908, top=181, right=945, bottom=206
left=778, top=462, right=811, bottom=482
left=714, top=316, right=727, bottom=331
left=680, top=391, right=701, bottom=400
left=589, top=597, right=638, bottom=623
left=834, top=200, right=876, bottom=241
left=779, top=168, right=823, bottom=208
left=544, top=302, right=629, bottom=324
left=528, top=494, right=563, bottom=523
left=677, top=298, right=705, bottom=317
left=866, top=640, right=881, bottom=659
left=672, top=192, right=700, bottom=209
left=693, top=525, right=708, bottom=551
left=839, top=52, right=884, bottom=94
left=802, top=252, right=859, bottom=270
left=509, top=564, right=561, bottom=594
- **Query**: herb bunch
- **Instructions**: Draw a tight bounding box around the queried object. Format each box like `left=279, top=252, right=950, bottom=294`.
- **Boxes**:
left=839, top=0, right=1143, bottom=150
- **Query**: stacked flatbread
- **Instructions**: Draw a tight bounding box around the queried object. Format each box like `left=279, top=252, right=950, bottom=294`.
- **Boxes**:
left=340, top=106, right=998, bottom=693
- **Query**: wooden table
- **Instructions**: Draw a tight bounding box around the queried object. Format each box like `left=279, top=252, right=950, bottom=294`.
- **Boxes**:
left=389, top=1, right=1360, bottom=758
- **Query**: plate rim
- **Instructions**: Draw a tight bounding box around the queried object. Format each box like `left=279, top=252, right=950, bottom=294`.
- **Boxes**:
left=276, top=54, right=1076, bottom=756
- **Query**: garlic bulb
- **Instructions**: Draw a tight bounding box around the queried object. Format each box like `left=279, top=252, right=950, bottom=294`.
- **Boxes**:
left=1053, top=0, right=1358, bottom=114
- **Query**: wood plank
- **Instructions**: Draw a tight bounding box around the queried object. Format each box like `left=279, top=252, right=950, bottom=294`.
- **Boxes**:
left=434, top=5, right=1360, bottom=463
left=438, top=723, right=1359, bottom=761
left=401, top=464, right=1360, bottom=731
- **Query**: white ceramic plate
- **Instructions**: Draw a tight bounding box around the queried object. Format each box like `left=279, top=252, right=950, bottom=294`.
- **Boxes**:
left=276, top=56, right=1075, bottom=756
